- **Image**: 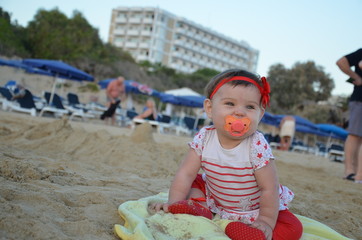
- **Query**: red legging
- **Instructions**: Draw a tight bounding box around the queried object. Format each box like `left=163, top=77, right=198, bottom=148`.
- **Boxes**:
left=273, top=209, right=303, bottom=240
left=191, top=174, right=303, bottom=240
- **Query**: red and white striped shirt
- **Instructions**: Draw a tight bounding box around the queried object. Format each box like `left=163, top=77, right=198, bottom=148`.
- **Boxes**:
left=189, top=126, right=294, bottom=223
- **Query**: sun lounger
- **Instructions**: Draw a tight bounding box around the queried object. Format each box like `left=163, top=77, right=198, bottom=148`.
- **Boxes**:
left=291, top=140, right=309, bottom=153
left=132, top=118, right=160, bottom=131
left=327, top=143, right=344, bottom=162
left=0, top=87, right=38, bottom=116
left=39, top=92, right=70, bottom=118
left=0, top=87, right=13, bottom=110
left=157, top=114, right=173, bottom=134
left=40, top=92, right=94, bottom=120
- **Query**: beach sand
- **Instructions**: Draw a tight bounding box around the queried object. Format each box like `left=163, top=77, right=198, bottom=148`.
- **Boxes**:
left=0, top=111, right=360, bottom=240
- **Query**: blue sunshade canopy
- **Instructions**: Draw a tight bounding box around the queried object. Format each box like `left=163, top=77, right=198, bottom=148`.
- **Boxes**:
left=159, top=93, right=205, bottom=108
left=317, top=124, right=348, bottom=140
left=0, top=58, right=54, bottom=76
left=22, top=59, right=93, bottom=81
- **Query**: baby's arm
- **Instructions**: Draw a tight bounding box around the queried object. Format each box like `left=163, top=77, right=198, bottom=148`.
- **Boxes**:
left=151, top=148, right=201, bottom=212
left=253, top=160, right=279, bottom=240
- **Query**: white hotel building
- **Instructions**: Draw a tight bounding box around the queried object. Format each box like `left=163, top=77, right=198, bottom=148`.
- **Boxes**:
left=108, top=7, right=259, bottom=74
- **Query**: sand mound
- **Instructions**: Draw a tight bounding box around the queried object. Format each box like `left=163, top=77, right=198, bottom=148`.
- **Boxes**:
left=0, top=111, right=360, bottom=240
left=130, top=122, right=155, bottom=143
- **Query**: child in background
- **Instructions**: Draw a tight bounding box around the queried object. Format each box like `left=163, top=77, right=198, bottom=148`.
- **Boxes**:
left=151, top=69, right=303, bottom=240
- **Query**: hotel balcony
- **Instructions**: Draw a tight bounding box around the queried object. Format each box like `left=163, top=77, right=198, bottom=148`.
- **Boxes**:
left=142, top=18, right=154, bottom=24
left=140, top=30, right=152, bottom=36
left=113, top=29, right=126, bottom=35
left=127, top=30, right=140, bottom=35
left=139, top=42, right=151, bottom=48
left=124, top=42, right=138, bottom=48
left=129, top=18, right=142, bottom=23
left=115, top=17, right=127, bottom=24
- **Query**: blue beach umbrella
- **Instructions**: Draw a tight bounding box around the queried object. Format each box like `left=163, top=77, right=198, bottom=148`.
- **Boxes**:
left=22, top=59, right=93, bottom=81
left=22, top=59, right=94, bottom=104
left=261, top=112, right=279, bottom=126
left=317, top=124, right=348, bottom=140
left=159, top=93, right=205, bottom=108
left=0, top=58, right=53, bottom=76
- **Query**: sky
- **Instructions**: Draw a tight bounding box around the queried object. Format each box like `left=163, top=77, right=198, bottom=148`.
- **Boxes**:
left=2, top=0, right=361, bottom=96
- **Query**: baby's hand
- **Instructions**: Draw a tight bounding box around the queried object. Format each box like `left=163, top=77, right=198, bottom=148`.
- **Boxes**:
left=251, top=219, right=273, bottom=240
left=148, top=202, right=170, bottom=213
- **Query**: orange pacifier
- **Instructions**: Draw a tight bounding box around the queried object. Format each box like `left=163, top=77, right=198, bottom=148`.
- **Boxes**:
left=224, top=115, right=251, bottom=137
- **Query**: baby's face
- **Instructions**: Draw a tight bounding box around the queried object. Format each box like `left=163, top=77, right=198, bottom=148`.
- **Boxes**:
left=205, top=83, right=265, bottom=144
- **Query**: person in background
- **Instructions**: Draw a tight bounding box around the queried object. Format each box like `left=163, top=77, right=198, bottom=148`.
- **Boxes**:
left=101, top=76, right=126, bottom=125
left=336, top=48, right=362, bottom=183
left=134, top=98, right=158, bottom=120
left=278, top=115, right=296, bottom=151
left=150, top=69, right=302, bottom=240
left=10, top=84, right=26, bottom=100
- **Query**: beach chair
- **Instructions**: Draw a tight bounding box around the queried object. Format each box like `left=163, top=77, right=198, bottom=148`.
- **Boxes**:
left=0, top=87, right=37, bottom=116
left=128, top=109, right=159, bottom=131
left=67, top=92, right=89, bottom=111
left=183, top=116, right=205, bottom=135
left=41, top=92, right=94, bottom=120
left=66, top=92, right=95, bottom=120
left=84, top=101, right=108, bottom=119
left=315, top=142, right=328, bottom=157
left=291, top=140, right=309, bottom=153
left=0, top=87, right=13, bottom=110
left=157, top=114, right=174, bottom=134
left=132, top=118, right=160, bottom=131
left=11, top=89, right=38, bottom=116
left=67, top=92, right=82, bottom=106
left=39, top=92, right=70, bottom=118
left=126, top=110, right=138, bottom=120
left=327, top=143, right=344, bottom=162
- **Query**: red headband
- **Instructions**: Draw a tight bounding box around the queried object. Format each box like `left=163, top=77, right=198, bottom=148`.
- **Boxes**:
left=209, top=76, right=270, bottom=108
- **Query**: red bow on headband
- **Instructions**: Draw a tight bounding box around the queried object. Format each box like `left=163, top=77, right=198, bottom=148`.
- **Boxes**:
left=260, top=76, right=270, bottom=108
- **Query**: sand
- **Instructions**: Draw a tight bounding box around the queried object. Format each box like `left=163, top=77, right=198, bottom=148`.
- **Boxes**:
left=0, top=110, right=361, bottom=240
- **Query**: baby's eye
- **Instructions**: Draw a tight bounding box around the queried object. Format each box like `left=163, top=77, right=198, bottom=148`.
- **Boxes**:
left=246, top=105, right=256, bottom=109
left=225, top=102, right=234, bottom=106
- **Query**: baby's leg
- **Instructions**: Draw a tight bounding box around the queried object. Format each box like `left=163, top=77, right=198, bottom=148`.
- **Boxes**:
left=187, top=188, right=207, bottom=207
left=168, top=174, right=212, bottom=219
left=272, top=210, right=303, bottom=240
left=168, top=198, right=213, bottom=220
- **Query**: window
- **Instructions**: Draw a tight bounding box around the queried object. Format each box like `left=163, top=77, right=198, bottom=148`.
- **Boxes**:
left=115, top=37, right=123, bottom=42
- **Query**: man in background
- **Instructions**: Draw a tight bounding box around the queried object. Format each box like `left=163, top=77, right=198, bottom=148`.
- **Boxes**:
left=336, top=48, right=362, bottom=183
left=100, top=76, right=126, bottom=125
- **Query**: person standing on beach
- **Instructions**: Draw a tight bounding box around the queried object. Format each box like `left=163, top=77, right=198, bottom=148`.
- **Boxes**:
left=279, top=115, right=296, bottom=151
left=101, top=76, right=126, bottom=125
left=150, top=69, right=303, bottom=240
left=336, top=48, right=362, bottom=183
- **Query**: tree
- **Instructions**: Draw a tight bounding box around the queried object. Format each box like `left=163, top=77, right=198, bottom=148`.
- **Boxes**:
left=187, top=68, right=219, bottom=94
left=26, top=8, right=103, bottom=60
left=0, top=8, right=28, bottom=56
left=267, top=61, right=334, bottom=114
